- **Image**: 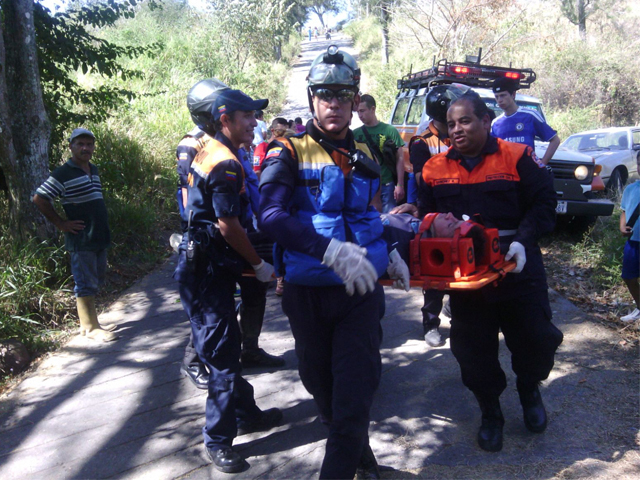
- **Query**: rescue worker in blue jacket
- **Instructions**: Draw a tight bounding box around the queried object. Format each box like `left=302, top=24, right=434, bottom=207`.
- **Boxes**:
left=258, top=46, right=410, bottom=480
left=418, top=91, right=563, bottom=453
left=174, top=79, right=282, bottom=474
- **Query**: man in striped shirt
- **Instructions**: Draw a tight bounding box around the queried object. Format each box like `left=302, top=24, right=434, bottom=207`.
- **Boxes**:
left=33, top=128, right=117, bottom=342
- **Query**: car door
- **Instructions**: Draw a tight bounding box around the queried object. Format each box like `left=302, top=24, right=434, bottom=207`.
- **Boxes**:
left=631, top=129, right=640, bottom=180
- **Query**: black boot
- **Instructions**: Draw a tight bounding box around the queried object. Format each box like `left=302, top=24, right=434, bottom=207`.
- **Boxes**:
left=238, top=302, right=285, bottom=368
left=355, top=444, right=381, bottom=480
left=473, top=392, right=504, bottom=452
left=517, top=379, right=547, bottom=433
left=180, top=362, right=209, bottom=390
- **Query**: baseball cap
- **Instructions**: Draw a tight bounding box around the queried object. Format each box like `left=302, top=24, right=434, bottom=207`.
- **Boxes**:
left=492, top=77, right=519, bottom=94
left=211, top=89, right=269, bottom=121
left=69, top=128, right=95, bottom=142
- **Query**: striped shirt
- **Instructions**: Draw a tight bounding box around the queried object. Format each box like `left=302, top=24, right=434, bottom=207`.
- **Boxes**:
left=36, top=160, right=111, bottom=252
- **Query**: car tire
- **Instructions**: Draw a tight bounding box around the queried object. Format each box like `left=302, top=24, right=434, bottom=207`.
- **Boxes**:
left=606, top=168, right=625, bottom=197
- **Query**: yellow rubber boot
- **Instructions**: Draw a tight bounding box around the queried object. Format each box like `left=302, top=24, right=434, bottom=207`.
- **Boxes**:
left=77, top=296, right=118, bottom=342
left=76, top=296, right=117, bottom=333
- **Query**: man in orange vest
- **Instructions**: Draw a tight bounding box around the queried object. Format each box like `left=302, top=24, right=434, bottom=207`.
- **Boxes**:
left=418, top=90, right=563, bottom=453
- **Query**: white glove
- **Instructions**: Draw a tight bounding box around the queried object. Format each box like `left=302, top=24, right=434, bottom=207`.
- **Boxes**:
left=387, top=249, right=410, bottom=291
left=505, top=241, right=526, bottom=273
left=252, top=259, right=275, bottom=283
left=323, top=238, right=378, bottom=296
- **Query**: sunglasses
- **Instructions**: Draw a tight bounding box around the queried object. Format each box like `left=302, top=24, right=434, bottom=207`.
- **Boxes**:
left=313, top=88, right=356, bottom=104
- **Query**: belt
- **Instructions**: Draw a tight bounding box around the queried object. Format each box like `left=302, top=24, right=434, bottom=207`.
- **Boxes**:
left=498, top=229, right=517, bottom=237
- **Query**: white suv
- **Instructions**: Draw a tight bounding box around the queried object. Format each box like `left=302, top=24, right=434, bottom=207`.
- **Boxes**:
left=561, top=127, right=640, bottom=194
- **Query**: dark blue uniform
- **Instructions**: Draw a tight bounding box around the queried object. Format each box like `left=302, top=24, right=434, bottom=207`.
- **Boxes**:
left=174, top=132, right=264, bottom=449
left=258, top=122, right=386, bottom=479
left=419, top=136, right=563, bottom=396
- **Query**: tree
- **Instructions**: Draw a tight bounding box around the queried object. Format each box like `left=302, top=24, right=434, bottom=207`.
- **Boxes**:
left=208, top=0, right=301, bottom=65
left=395, top=0, right=523, bottom=63
left=307, top=0, right=339, bottom=28
left=34, top=0, right=161, bottom=147
left=558, top=0, right=615, bottom=41
left=0, top=0, right=55, bottom=241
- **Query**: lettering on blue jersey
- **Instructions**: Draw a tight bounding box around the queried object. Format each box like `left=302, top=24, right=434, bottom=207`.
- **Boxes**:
left=505, top=136, right=526, bottom=143
left=486, top=173, right=515, bottom=181
left=179, top=152, right=189, bottom=161
left=433, top=178, right=460, bottom=186
left=225, top=170, right=237, bottom=181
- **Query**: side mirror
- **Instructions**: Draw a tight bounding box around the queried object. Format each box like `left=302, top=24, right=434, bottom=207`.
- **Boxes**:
left=632, top=144, right=640, bottom=151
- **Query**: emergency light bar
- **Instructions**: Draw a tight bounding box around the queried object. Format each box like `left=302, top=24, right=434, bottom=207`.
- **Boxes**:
left=398, top=58, right=536, bottom=91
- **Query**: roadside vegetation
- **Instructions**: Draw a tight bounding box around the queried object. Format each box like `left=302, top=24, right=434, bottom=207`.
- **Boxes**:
left=0, top=0, right=303, bottom=385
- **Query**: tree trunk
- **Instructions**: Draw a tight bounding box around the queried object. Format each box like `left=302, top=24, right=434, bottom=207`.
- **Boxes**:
left=275, top=39, right=282, bottom=62
left=0, top=0, right=54, bottom=241
left=578, top=0, right=587, bottom=41
left=381, top=6, right=390, bottom=65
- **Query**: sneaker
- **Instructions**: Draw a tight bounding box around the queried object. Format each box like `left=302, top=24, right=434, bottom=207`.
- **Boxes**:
left=621, top=308, right=640, bottom=322
left=237, top=407, right=283, bottom=436
left=169, top=233, right=182, bottom=253
left=275, top=277, right=284, bottom=296
left=424, top=328, right=443, bottom=347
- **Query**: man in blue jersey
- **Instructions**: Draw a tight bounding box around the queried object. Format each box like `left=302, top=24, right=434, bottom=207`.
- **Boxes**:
left=491, top=78, right=560, bottom=165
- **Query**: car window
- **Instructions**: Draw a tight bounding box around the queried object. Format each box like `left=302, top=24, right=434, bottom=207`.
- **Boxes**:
left=631, top=130, right=640, bottom=147
left=571, top=133, right=623, bottom=151
left=563, top=136, right=582, bottom=151
left=406, top=96, right=425, bottom=126
left=391, top=97, right=411, bottom=125
left=611, top=132, right=628, bottom=149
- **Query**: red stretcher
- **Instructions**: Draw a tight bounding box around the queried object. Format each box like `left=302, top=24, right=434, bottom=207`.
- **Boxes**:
left=381, top=213, right=516, bottom=291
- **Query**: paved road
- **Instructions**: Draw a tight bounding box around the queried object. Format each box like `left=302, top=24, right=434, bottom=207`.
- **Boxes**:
left=1, top=36, right=638, bottom=480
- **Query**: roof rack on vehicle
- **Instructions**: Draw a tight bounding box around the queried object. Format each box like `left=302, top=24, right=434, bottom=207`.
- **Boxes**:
left=397, top=58, right=537, bottom=91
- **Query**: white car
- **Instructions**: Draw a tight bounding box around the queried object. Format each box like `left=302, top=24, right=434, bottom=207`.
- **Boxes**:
left=561, top=127, right=640, bottom=193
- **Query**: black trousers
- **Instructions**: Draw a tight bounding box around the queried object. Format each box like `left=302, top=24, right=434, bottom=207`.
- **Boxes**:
left=449, top=288, right=563, bottom=397
left=177, top=254, right=262, bottom=449
left=421, top=289, right=444, bottom=332
left=282, top=283, right=385, bottom=479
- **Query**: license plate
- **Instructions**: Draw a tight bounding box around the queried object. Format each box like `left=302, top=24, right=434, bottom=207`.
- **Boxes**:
left=556, top=201, right=567, bottom=214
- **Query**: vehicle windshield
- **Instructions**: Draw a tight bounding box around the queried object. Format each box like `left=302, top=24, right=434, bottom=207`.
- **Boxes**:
left=562, top=132, right=629, bottom=152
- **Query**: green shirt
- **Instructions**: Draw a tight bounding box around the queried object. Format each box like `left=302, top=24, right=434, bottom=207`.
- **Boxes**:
left=353, top=122, right=405, bottom=184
